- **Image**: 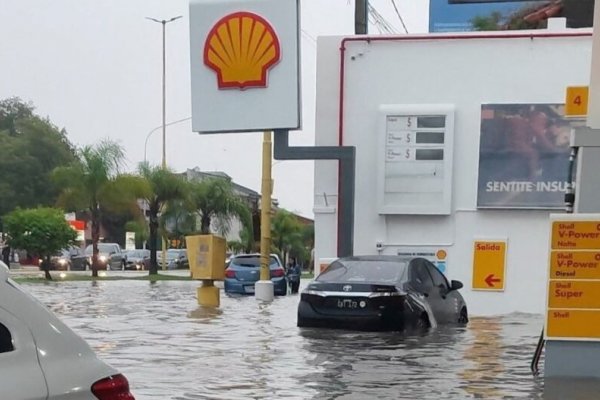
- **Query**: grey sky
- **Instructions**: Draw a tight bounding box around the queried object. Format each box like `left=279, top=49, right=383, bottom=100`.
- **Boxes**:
left=0, top=0, right=427, bottom=217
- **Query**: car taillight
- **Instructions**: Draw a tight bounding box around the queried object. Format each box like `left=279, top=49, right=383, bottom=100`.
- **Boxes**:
left=225, top=269, right=236, bottom=278
left=91, top=374, right=135, bottom=400
left=271, top=268, right=285, bottom=277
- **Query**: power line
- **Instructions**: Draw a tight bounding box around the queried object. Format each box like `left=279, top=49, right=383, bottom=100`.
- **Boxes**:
left=390, top=0, right=409, bottom=34
left=368, top=4, right=397, bottom=34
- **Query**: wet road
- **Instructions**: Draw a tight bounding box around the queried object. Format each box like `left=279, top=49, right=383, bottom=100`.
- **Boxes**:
left=21, top=280, right=577, bottom=399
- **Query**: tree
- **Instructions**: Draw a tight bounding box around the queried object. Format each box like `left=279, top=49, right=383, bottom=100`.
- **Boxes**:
left=189, top=178, right=252, bottom=236
left=0, top=98, right=77, bottom=218
left=227, top=225, right=256, bottom=254
left=162, top=199, right=196, bottom=248
left=0, top=97, right=34, bottom=135
left=271, top=209, right=306, bottom=265
left=137, top=163, right=188, bottom=275
left=4, top=208, right=76, bottom=280
left=53, top=140, right=140, bottom=277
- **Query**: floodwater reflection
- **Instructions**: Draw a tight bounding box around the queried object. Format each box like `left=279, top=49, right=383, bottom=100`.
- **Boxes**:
left=187, top=306, right=223, bottom=322
left=20, top=280, right=596, bottom=399
left=459, top=318, right=505, bottom=398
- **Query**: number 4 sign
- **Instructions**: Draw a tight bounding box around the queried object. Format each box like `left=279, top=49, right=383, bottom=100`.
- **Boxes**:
left=565, top=86, right=589, bottom=117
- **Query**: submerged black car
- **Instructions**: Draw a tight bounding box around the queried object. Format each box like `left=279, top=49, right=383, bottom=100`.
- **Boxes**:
left=297, top=256, right=468, bottom=331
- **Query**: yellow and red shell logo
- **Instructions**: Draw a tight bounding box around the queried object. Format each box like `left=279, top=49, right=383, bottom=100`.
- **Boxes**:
left=204, top=11, right=281, bottom=90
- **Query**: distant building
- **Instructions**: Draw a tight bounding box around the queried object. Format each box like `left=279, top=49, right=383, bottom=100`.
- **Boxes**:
left=179, top=167, right=278, bottom=243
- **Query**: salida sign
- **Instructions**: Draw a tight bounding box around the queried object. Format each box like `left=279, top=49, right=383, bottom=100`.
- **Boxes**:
left=472, top=240, right=506, bottom=291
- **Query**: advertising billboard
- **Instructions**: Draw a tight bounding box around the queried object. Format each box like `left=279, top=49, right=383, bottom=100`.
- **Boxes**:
left=429, top=0, right=592, bottom=33
left=477, top=104, right=581, bottom=209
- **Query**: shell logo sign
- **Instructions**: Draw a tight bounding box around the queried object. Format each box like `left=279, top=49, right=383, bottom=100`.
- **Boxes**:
left=203, top=12, right=281, bottom=90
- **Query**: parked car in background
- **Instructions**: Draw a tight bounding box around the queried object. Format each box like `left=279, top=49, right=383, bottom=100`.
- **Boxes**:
left=0, top=261, right=135, bottom=399
left=40, top=247, right=89, bottom=271
left=297, top=256, right=467, bottom=331
left=124, top=249, right=151, bottom=270
left=224, top=254, right=287, bottom=296
left=84, top=243, right=126, bottom=270
left=157, top=249, right=189, bottom=270
left=166, top=249, right=188, bottom=270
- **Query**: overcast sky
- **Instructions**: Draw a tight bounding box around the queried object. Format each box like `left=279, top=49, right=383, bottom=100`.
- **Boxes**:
left=0, top=0, right=428, bottom=217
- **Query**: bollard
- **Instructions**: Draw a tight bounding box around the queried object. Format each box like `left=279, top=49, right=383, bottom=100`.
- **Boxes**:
left=197, top=280, right=220, bottom=307
left=255, top=280, right=274, bottom=302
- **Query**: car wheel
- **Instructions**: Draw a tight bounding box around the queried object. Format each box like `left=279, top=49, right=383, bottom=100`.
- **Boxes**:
left=458, top=307, right=468, bottom=324
left=415, top=313, right=430, bottom=330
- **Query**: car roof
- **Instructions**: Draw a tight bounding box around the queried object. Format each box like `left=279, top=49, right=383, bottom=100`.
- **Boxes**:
left=232, top=253, right=278, bottom=258
left=0, top=261, right=117, bottom=385
left=337, top=255, right=415, bottom=263
left=231, top=254, right=281, bottom=265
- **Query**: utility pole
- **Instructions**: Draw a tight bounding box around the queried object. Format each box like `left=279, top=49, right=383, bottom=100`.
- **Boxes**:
left=146, top=16, right=182, bottom=168
left=146, top=15, right=182, bottom=271
left=255, top=131, right=274, bottom=302
left=355, top=0, right=368, bottom=34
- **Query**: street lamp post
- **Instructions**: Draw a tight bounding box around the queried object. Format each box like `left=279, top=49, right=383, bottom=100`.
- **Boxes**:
left=146, top=15, right=182, bottom=271
left=143, top=117, right=191, bottom=163
left=146, top=15, right=182, bottom=168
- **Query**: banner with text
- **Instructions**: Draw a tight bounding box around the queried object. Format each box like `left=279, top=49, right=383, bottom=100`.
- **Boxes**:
left=477, top=104, right=581, bottom=209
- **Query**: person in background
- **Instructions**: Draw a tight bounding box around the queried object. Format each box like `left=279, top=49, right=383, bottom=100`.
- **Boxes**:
left=2, top=244, right=10, bottom=268
left=286, top=257, right=301, bottom=294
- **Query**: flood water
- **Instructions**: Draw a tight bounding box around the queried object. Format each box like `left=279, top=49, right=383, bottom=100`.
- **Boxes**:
left=21, top=280, right=594, bottom=399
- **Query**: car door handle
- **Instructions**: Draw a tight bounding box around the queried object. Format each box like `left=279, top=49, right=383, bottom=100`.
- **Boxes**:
left=423, top=292, right=429, bottom=297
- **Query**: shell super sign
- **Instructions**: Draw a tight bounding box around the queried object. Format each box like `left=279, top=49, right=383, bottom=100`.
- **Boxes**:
left=203, top=11, right=281, bottom=90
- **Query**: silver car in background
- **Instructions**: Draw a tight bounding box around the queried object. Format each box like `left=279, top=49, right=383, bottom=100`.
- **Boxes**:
left=85, top=243, right=127, bottom=270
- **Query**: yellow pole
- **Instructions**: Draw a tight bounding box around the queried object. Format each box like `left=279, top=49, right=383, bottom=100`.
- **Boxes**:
left=260, top=131, right=273, bottom=281
left=160, top=19, right=168, bottom=272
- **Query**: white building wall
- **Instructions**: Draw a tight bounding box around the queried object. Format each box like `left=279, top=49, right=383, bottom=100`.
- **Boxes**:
left=314, top=30, right=593, bottom=316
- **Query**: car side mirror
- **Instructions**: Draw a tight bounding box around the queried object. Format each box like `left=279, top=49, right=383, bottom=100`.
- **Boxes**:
left=450, top=280, right=463, bottom=291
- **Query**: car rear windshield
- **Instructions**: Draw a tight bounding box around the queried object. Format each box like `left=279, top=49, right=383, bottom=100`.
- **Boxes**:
left=85, top=244, right=115, bottom=254
left=231, top=256, right=278, bottom=267
left=317, top=260, right=407, bottom=284
left=166, top=249, right=184, bottom=259
left=128, top=250, right=147, bottom=258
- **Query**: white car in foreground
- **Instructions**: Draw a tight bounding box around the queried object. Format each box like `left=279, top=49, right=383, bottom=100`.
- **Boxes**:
left=0, top=262, right=135, bottom=399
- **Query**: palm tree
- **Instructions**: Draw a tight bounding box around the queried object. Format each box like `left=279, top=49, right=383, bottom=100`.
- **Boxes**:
left=189, top=178, right=252, bottom=236
left=271, top=209, right=305, bottom=265
left=137, top=162, right=188, bottom=275
left=53, top=140, right=139, bottom=277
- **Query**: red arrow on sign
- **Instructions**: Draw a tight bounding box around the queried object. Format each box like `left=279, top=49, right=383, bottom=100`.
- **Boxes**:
left=485, top=274, right=501, bottom=287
